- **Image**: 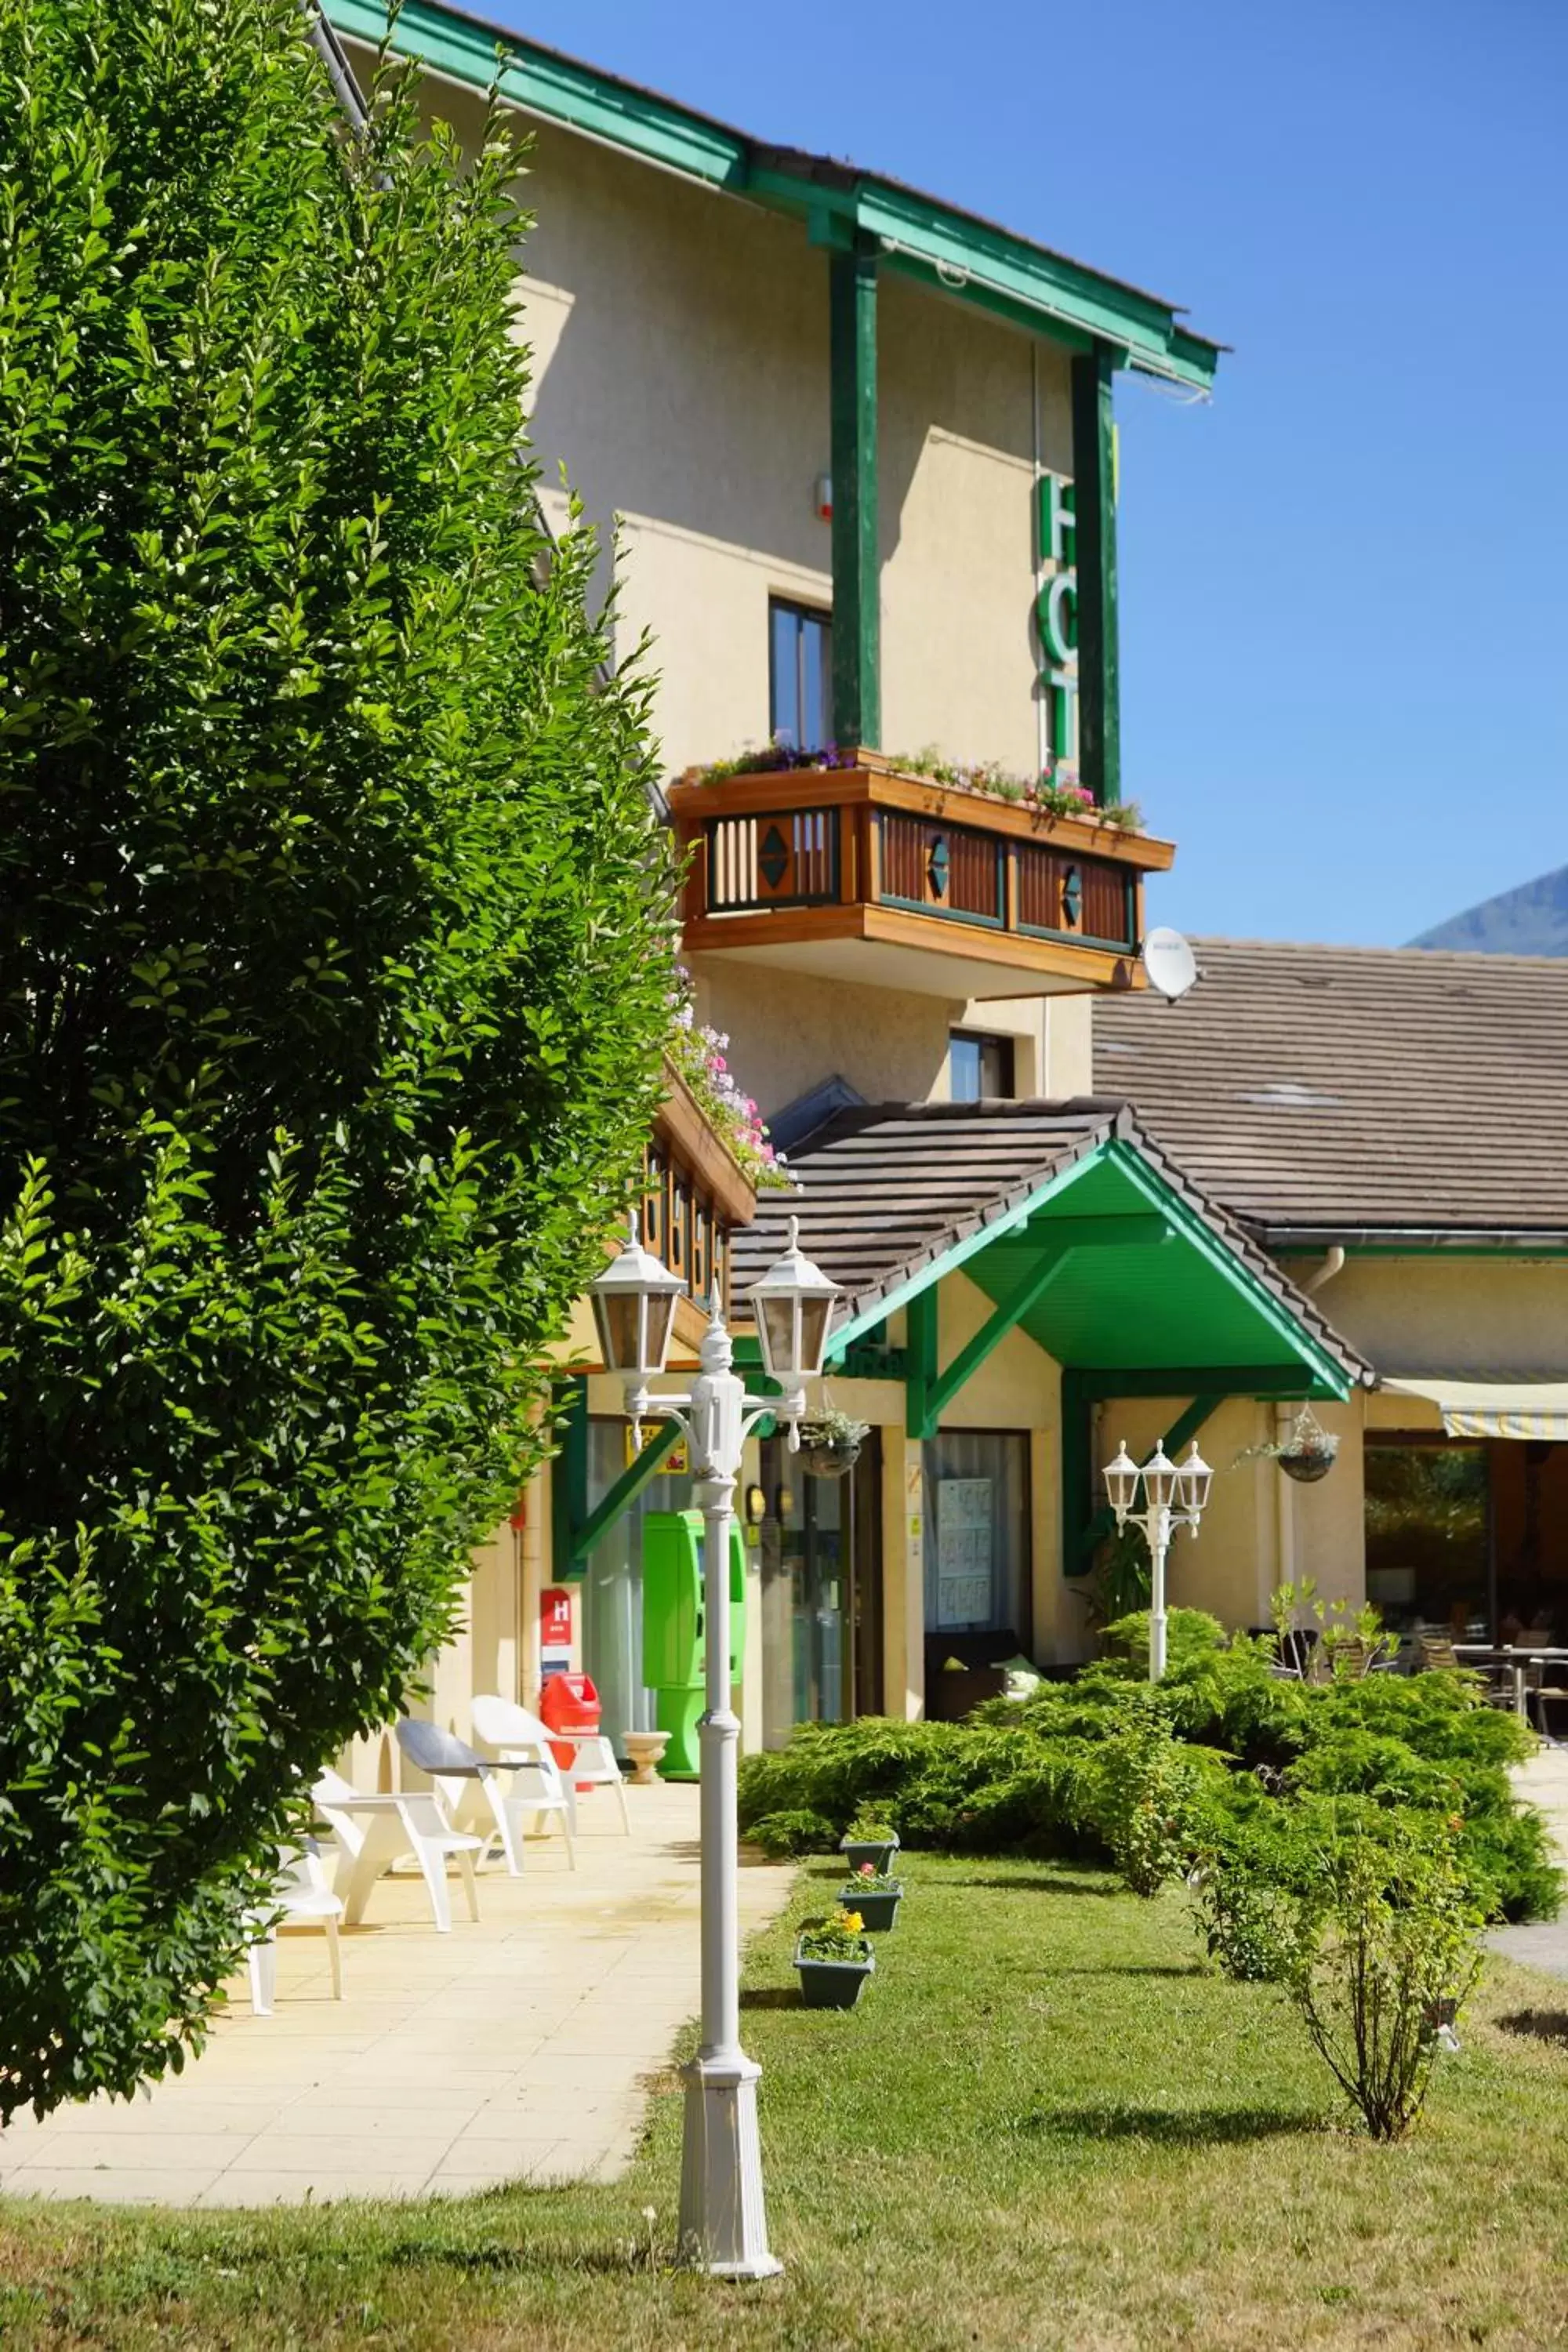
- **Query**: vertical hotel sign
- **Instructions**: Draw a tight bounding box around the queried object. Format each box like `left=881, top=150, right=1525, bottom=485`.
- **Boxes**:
left=1036, top=471, right=1077, bottom=764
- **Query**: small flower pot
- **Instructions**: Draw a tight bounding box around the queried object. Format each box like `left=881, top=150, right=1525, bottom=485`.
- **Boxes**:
left=838, top=1880, right=903, bottom=1931
left=840, top=1835, right=899, bottom=1875
left=793, top=1939, right=875, bottom=2009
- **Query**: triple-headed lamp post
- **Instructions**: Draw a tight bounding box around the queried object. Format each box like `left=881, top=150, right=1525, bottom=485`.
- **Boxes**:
left=590, top=1210, right=839, bottom=2280
left=1101, top=1436, right=1214, bottom=1679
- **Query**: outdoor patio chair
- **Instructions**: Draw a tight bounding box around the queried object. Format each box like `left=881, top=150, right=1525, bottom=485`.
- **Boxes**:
left=245, top=1838, right=344, bottom=2015
left=470, top=1693, right=579, bottom=1861
left=475, top=1693, right=631, bottom=1835
left=311, top=1766, right=484, bottom=1933
left=394, top=1716, right=531, bottom=1877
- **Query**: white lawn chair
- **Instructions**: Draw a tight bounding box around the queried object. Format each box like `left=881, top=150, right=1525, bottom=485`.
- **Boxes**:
left=470, top=1693, right=579, bottom=1864
left=312, top=1766, right=484, bottom=1933
left=246, top=1838, right=344, bottom=2015
left=475, top=1693, right=630, bottom=1835
left=394, top=1717, right=531, bottom=1878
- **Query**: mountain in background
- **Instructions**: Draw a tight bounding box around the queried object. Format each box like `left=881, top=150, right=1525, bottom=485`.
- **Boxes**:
left=1410, top=864, right=1568, bottom=956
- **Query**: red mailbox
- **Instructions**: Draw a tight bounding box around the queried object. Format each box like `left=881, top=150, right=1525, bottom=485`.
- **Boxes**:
left=539, top=1670, right=601, bottom=1777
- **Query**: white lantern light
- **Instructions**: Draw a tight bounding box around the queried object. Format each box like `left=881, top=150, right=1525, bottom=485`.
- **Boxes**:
left=1142, top=1439, right=1180, bottom=1515
left=1176, top=1441, right=1214, bottom=1522
left=1102, top=1440, right=1141, bottom=1527
left=746, top=1214, right=840, bottom=1387
left=590, top=1211, right=685, bottom=1380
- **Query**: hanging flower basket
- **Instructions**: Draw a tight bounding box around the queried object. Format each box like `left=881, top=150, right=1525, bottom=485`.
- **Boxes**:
left=1275, top=1405, right=1340, bottom=1485
left=797, top=1404, right=871, bottom=1481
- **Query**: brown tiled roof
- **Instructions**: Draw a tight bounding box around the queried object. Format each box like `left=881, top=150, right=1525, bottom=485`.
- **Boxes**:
left=734, top=1098, right=1368, bottom=1382
left=1092, top=940, right=1568, bottom=1243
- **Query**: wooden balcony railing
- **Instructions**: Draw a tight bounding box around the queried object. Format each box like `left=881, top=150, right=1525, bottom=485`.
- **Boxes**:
left=668, top=757, right=1175, bottom=993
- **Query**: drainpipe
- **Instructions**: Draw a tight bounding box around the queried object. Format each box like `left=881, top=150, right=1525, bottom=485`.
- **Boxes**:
left=1301, top=1246, right=1346, bottom=1295
left=1272, top=1248, right=1345, bottom=1617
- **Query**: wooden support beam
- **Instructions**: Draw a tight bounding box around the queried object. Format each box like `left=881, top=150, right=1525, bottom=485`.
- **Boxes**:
left=905, top=1287, right=938, bottom=1443
left=1071, top=345, right=1120, bottom=809
left=829, top=240, right=880, bottom=750
left=555, top=1408, right=681, bottom=1582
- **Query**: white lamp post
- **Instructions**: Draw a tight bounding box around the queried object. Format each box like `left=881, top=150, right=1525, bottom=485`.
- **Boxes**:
left=590, top=1210, right=838, bottom=2279
left=1102, top=1435, right=1213, bottom=1679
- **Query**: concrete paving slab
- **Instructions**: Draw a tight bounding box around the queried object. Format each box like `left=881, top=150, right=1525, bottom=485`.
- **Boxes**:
left=0, top=1780, right=793, bottom=2207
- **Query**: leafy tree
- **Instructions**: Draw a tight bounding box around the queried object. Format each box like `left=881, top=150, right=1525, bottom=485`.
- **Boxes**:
left=0, top=0, right=675, bottom=2118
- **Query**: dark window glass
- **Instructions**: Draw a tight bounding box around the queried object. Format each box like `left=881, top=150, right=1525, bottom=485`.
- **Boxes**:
left=922, top=1430, right=1030, bottom=1640
left=769, top=599, right=832, bottom=752
left=1365, top=1443, right=1488, bottom=1636
left=949, top=1030, right=1015, bottom=1102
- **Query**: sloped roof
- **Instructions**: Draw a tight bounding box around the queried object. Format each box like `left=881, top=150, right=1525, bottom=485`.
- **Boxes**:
left=735, top=1098, right=1368, bottom=1387
left=1092, top=940, right=1568, bottom=1243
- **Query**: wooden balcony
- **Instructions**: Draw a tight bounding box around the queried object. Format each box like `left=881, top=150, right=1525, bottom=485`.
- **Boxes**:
left=668, top=754, right=1177, bottom=1000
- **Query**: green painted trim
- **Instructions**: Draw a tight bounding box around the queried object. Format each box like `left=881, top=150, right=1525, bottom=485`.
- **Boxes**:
left=563, top=1417, right=681, bottom=1577
left=1061, top=1368, right=1095, bottom=1581
left=905, top=1287, right=939, bottom=1443
left=1073, top=1366, right=1319, bottom=1400
left=1099, top=1142, right=1352, bottom=1399
left=1072, top=348, right=1120, bottom=809
left=329, top=0, right=748, bottom=184
left=916, top=1241, right=1069, bottom=1439
left=830, top=241, right=880, bottom=749
left=550, top=1377, right=591, bottom=1583
left=328, top=2, right=1222, bottom=391
left=913, top=1213, right=1170, bottom=1439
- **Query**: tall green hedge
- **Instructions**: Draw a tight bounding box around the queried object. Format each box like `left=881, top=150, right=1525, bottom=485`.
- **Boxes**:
left=0, top=0, right=675, bottom=2118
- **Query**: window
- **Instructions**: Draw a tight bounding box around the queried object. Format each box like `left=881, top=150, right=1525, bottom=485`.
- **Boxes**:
left=949, top=1030, right=1015, bottom=1102
left=922, top=1430, right=1031, bottom=1641
left=769, top=599, right=832, bottom=752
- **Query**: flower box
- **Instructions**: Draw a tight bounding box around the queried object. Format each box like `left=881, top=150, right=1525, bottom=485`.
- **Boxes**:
left=837, top=1879, right=904, bottom=1932
left=793, top=1936, right=875, bottom=2009
left=840, top=1834, right=900, bottom=1874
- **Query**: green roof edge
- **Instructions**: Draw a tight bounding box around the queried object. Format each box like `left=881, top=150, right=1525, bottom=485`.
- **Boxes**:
left=327, top=0, right=1223, bottom=390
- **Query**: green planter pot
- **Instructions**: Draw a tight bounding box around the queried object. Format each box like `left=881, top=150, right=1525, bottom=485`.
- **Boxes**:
left=839, top=1881, right=904, bottom=1932
left=793, top=1938, right=875, bottom=2009
left=840, top=1835, right=899, bottom=1875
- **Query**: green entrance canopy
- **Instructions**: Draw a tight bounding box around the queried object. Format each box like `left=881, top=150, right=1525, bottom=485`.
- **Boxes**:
left=732, top=1102, right=1368, bottom=1419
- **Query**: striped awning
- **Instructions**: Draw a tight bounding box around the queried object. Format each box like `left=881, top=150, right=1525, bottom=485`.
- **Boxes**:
left=1382, top=1377, right=1568, bottom=1440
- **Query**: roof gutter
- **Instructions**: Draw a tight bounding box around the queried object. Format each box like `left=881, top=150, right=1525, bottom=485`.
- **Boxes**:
left=1259, top=1227, right=1568, bottom=1254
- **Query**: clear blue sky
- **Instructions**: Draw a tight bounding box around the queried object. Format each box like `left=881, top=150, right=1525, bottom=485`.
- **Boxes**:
left=486, top=0, right=1566, bottom=946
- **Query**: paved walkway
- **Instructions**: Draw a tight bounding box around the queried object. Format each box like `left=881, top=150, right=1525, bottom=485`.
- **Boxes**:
left=1490, top=1747, right=1568, bottom=1979
left=0, top=1780, right=793, bottom=2207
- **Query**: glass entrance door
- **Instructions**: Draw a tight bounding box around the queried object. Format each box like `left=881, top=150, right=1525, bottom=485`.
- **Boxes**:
left=759, top=1433, right=881, bottom=1747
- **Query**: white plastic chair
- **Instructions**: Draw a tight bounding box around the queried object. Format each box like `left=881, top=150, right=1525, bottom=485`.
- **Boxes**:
left=475, top=1693, right=630, bottom=1835
left=246, top=1838, right=344, bottom=2015
left=470, top=1693, right=579, bottom=1864
left=394, top=1717, right=531, bottom=1878
left=312, top=1767, right=484, bottom=1933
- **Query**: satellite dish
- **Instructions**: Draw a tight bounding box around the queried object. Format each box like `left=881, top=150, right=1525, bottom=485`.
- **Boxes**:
left=1142, top=927, right=1198, bottom=1003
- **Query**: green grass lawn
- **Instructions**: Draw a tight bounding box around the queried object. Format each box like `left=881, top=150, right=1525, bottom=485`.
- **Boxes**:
left=5, top=1854, right=1568, bottom=2350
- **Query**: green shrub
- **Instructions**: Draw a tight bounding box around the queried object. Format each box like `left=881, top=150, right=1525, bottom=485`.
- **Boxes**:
left=1088, top=1702, right=1222, bottom=1897
left=746, top=1810, right=835, bottom=1860
left=1100, top=1606, right=1228, bottom=1674
left=0, top=0, right=673, bottom=2120
left=1286, top=1826, right=1483, bottom=2141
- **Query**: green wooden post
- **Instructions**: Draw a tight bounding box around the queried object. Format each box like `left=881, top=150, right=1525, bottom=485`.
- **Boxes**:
left=1071, top=345, right=1120, bottom=809
left=1060, top=1369, right=1095, bottom=1580
left=905, top=1287, right=938, bottom=1443
left=550, top=1377, right=591, bottom=1584
left=829, top=240, right=880, bottom=750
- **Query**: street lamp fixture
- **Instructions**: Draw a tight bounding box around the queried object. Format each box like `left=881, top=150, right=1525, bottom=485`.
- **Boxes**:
left=590, top=1208, right=840, bottom=2279
left=1102, top=1435, right=1212, bottom=1680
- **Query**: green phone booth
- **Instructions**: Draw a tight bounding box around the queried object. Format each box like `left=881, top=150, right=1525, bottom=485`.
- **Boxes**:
left=641, top=1510, right=748, bottom=1777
